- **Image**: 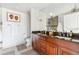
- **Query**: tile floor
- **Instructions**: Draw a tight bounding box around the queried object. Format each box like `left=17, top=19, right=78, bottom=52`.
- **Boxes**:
left=21, top=49, right=39, bottom=55
left=0, top=43, right=39, bottom=55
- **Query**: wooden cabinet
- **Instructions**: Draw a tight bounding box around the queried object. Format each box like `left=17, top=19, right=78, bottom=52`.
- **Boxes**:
left=38, top=36, right=47, bottom=54
left=32, top=35, right=36, bottom=49
left=32, top=34, right=58, bottom=55
left=40, top=41, right=47, bottom=54
left=32, top=34, right=79, bottom=55
left=32, top=35, right=40, bottom=51
left=47, top=42, right=57, bottom=55
left=58, top=48, right=79, bottom=55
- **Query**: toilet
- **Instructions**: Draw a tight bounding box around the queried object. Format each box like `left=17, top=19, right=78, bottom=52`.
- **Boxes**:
left=25, top=37, right=32, bottom=48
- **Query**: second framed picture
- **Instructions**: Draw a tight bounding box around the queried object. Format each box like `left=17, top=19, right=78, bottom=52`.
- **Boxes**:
left=7, top=12, right=20, bottom=22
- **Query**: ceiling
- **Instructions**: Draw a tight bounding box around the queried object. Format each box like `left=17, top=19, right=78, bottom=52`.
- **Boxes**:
left=0, top=3, right=79, bottom=15
left=0, top=3, right=52, bottom=13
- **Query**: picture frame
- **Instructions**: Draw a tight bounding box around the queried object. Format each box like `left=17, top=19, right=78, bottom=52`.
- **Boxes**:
left=7, top=12, right=20, bottom=22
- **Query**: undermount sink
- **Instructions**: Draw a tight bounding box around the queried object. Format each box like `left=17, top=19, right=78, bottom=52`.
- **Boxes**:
left=72, top=39, right=79, bottom=43
left=64, top=37, right=71, bottom=40
left=55, top=36, right=65, bottom=39
left=37, top=33, right=41, bottom=34
left=55, top=36, right=71, bottom=40
left=55, top=36, right=79, bottom=43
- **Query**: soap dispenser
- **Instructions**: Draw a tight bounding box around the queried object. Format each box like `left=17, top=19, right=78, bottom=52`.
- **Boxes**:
left=69, top=30, right=73, bottom=41
left=70, top=31, right=73, bottom=37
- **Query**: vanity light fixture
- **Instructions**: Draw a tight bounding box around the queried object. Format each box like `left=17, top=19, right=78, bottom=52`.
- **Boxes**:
left=49, top=12, right=53, bottom=17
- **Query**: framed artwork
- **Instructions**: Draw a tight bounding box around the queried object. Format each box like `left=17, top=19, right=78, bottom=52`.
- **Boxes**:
left=7, top=12, right=20, bottom=22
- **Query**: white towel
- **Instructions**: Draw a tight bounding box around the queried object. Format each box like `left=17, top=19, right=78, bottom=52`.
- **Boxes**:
left=57, top=22, right=63, bottom=32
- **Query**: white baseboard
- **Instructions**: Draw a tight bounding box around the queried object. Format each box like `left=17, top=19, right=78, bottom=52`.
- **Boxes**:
left=15, top=46, right=33, bottom=55
left=0, top=43, right=33, bottom=55
left=19, top=46, right=33, bottom=53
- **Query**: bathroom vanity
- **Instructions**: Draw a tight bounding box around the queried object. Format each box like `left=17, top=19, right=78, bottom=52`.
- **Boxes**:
left=32, top=33, right=79, bottom=55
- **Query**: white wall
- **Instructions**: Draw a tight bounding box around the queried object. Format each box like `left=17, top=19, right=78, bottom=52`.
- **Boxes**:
left=64, top=12, right=79, bottom=33
left=26, top=11, right=31, bottom=37
left=31, top=8, right=47, bottom=31
left=0, top=8, right=2, bottom=22
left=0, top=7, right=2, bottom=30
left=47, top=4, right=79, bottom=32
left=2, top=8, right=27, bottom=48
left=39, top=11, right=47, bottom=31
left=30, top=4, right=79, bottom=32
left=0, top=8, right=2, bottom=42
left=31, top=8, right=40, bottom=31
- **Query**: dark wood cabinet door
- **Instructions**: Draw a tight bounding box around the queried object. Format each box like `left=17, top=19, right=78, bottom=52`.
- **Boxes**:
left=47, top=43, right=57, bottom=55
left=32, top=34, right=79, bottom=55
left=32, top=35, right=39, bottom=50
left=40, top=44, right=47, bottom=54
left=58, top=48, right=79, bottom=55
left=32, top=35, right=36, bottom=49
left=39, top=40, right=47, bottom=54
left=36, top=40, right=41, bottom=52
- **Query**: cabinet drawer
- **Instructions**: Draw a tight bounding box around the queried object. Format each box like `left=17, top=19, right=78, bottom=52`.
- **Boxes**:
left=40, top=47, right=47, bottom=54
left=39, top=40, right=47, bottom=44
left=41, top=47, right=46, bottom=51
left=40, top=42, right=46, bottom=47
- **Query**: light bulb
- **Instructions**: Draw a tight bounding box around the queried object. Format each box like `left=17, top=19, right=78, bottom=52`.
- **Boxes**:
left=49, top=12, right=53, bottom=16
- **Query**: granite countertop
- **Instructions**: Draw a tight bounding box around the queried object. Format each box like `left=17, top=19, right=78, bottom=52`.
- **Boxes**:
left=33, top=33, right=79, bottom=44
left=53, top=36, right=79, bottom=44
